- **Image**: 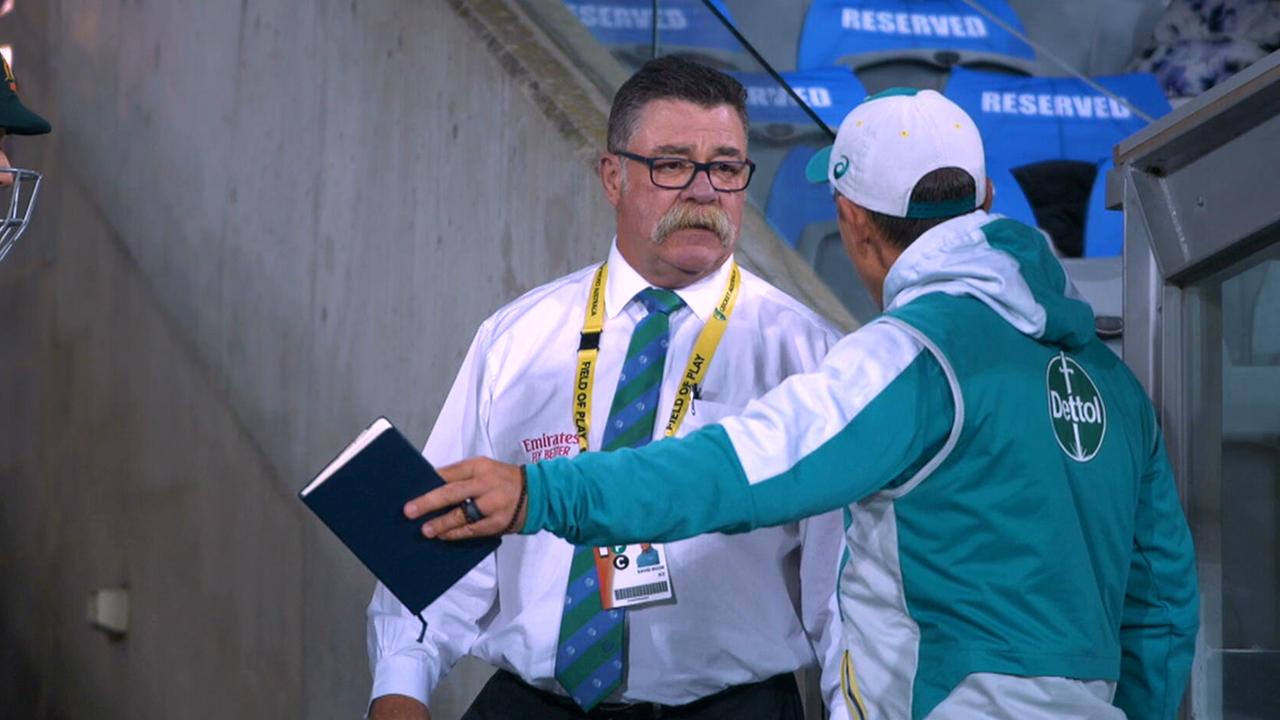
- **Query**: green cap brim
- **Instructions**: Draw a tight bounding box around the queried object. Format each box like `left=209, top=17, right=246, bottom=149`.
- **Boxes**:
left=905, top=196, right=982, bottom=219
left=804, top=145, right=833, bottom=184
left=0, top=95, right=52, bottom=136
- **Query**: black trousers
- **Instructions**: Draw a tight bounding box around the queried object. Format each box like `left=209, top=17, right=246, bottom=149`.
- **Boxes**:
left=461, top=669, right=805, bottom=720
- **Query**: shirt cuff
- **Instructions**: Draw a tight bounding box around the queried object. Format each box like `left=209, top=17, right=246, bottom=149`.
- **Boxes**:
left=369, top=653, right=437, bottom=710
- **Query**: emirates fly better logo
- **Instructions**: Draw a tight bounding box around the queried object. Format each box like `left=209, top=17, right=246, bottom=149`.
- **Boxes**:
left=1046, top=352, right=1106, bottom=462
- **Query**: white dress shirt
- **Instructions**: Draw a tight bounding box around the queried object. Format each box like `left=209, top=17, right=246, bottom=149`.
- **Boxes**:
left=367, top=241, right=848, bottom=716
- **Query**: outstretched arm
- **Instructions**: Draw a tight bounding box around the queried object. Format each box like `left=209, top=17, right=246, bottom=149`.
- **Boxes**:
left=413, top=322, right=957, bottom=548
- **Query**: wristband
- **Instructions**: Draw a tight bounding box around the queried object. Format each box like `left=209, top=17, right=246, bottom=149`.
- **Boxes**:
left=503, top=465, right=528, bottom=534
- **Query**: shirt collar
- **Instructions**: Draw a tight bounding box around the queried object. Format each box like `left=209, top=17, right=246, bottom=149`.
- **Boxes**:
left=604, top=239, right=735, bottom=322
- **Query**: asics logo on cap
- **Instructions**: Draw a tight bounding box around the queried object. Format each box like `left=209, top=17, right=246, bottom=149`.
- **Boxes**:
left=833, top=155, right=850, bottom=179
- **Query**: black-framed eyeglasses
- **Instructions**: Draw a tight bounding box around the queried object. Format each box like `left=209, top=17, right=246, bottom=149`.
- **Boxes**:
left=613, top=150, right=756, bottom=192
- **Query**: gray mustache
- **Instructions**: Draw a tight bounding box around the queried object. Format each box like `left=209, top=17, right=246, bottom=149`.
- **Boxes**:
left=651, top=203, right=735, bottom=247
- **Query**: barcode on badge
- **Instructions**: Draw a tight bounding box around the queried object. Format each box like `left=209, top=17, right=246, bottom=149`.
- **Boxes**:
left=614, top=581, right=669, bottom=601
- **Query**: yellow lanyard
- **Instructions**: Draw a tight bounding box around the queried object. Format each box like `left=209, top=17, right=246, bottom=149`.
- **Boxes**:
left=573, top=261, right=741, bottom=452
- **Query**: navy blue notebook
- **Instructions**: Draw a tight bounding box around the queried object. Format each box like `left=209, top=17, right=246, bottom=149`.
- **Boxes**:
left=300, top=418, right=499, bottom=615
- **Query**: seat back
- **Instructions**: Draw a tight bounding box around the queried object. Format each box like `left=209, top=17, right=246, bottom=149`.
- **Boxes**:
left=797, top=0, right=1036, bottom=73
left=563, top=0, right=751, bottom=70
left=735, top=67, right=867, bottom=144
left=1082, top=158, right=1121, bottom=258
left=985, top=162, right=1037, bottom=229
left=765, top=145, right=839, bottom=247
left=945, top=67, right=1170, bottom=256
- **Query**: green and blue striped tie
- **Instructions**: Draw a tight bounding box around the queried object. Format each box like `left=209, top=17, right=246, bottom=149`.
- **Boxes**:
left=554, top=287, right=684, bottom=710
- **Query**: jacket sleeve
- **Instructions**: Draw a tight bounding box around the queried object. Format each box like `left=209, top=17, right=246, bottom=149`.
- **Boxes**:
left=524, top=320, right=957, bottom=546
left=366, top=321, right=500, bottom=708
left=1114, top=431, right=1199, bottom=720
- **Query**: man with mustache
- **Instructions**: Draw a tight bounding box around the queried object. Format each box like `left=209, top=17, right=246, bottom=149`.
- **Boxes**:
left=367, top=56, right=849, bottom=720
left=411, top=89, right=1200, bottom=720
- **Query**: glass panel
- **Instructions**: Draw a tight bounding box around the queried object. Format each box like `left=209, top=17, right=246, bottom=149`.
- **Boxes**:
left=550, top=0, right=1179, bottom=321
left=556, top=0, right=1136, bottom=321
left=554, top=0, right=881, bottom=320
left=1217, top=256, right=1280, bottom=720
left=658, top=1, right=881, bottom=320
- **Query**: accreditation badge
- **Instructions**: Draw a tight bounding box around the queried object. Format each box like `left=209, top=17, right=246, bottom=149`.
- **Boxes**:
left=591, top=543, right=673, bottom=609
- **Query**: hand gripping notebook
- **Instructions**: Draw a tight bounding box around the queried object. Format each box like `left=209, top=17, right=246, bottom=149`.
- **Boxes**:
left=300, top=418, right=499, bottom=620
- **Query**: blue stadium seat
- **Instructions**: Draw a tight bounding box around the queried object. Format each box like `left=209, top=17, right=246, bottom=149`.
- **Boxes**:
left=797, top=0, right=1036, bottom=73
left=986, top=163, right=1037, bottom=230
left=1083, top=158, right=1121, bottom=258
left=762, top=145, right=880, bottom=320
left=563, top=0, right=750, bottom=70
left=945, top=67, right=1170, bottom=256
left=766, top=145, right=838, bottom=247
left=751, top=71, right=865, bottom=247
left=734, top=67, right=867, bottom=142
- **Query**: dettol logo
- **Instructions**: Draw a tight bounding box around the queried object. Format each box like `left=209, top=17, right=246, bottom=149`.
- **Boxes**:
left=1046, top=352, right=1106, bottom=462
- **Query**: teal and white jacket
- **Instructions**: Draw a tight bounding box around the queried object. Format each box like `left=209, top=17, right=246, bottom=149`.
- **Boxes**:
left=522, top=211, right=1199, bottom=720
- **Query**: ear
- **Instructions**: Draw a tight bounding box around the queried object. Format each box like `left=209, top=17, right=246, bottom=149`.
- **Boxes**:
left=836, top=196, right=871, bottom=247
left=981, top=177, right=994, bottom=212
left=835, top=194, right=872, bottom=260
left=599, top=153, right=623, bottom=208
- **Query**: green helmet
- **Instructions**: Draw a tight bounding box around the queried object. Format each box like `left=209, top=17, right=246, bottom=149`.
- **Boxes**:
left=0, top=54, right=49, bottom=263
left=0, top=54, right=51, bottom=135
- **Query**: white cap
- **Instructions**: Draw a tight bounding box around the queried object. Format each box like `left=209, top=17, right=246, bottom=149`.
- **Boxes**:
left=805, top=88, right=986, bottom=219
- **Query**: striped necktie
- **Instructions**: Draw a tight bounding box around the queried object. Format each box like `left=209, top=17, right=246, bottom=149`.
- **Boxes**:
left=554, top=287, right=685, bottom=711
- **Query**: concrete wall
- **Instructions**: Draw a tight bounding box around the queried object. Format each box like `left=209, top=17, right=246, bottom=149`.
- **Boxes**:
left=0, top=1, right=621, bottom=717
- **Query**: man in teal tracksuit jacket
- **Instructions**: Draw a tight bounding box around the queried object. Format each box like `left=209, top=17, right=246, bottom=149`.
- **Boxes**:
left=413, top=89, right=1199, bottom=720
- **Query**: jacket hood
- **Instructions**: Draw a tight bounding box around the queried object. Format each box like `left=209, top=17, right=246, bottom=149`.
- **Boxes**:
left=882, top=211, right=1096, bottom=350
